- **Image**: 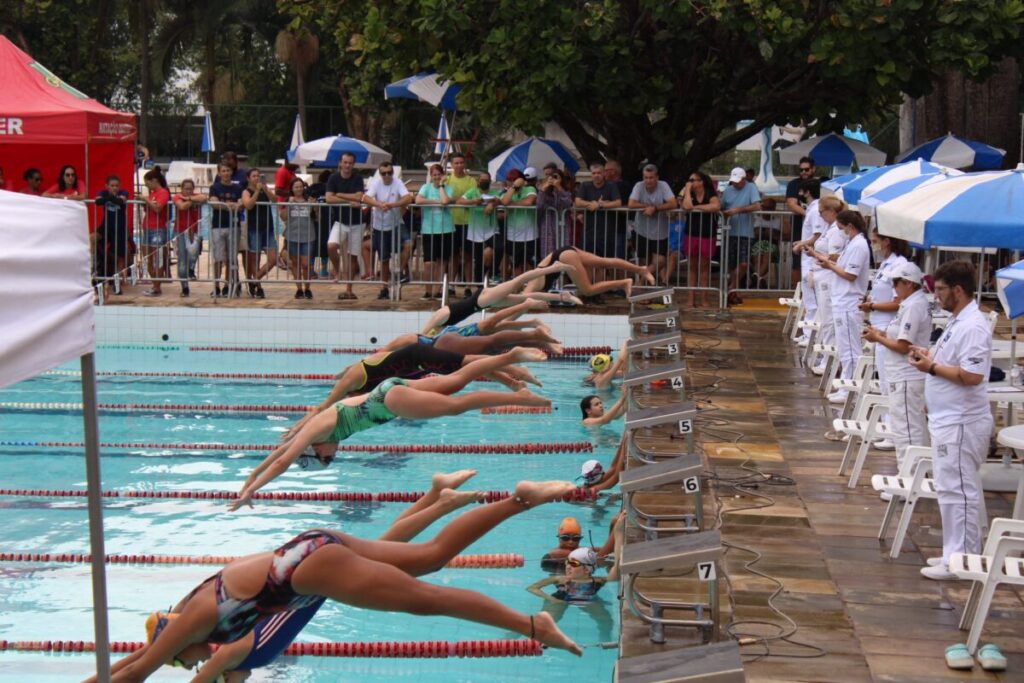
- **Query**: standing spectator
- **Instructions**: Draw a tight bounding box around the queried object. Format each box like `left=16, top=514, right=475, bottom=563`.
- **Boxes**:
left=907, top=260, right=992, bottom=581
left=745, top=168, right=756, bottom=184
left=94, top=175, right=130, bottom=295
left=678, top=170, right=721, bottom=308
left=721, top=166, right=761, bottom=305
left=814, top=210, right=870, bottom=402
left=803, top=196, right=848, bottom=374
left=575, top=162, right=623, bottom=285
left=306, top=169, right=333, bottom=280
left=325, top=152, right=366, bottom=296
left=627, top=164, right=677, bottom=285
left=785, top=156, right=816, bottom=263
left=500, top=168, right=539, bottom=278
left=20, top=168, right=44, bottom=196
left=862, top=262, right=931, bottom=467
left=240, top=168, right=278, bottom=298
left=446, top=153, right=476, bottom=295
left=790, top=180, right=825, bottom=341
left=135, top=144, right=151, bottom=170
left=457, top=171, right=500, bottom=287
left=537, top=168, right=572, bottom=257
left=281, top=178, right=316, bottom=299
left=751, top=197, right=783, bottom=288
left=603, top=159, right=632, bottom=261
left=274, top=160, right=299, bottom=200
left=208, top=163, right=243, bottom=297
left=416, top=164, right=455, bottom=299
left=542, top=162, right=558, bottom=181
left=172, top=179, right=207, bottom=298
left=362, top=161, right=413, bottom=300
left=220, top=151, right=248, bottom=184
left=44, top=165, right=87, bottom=200
left=140, top=168, right=171, bottom=297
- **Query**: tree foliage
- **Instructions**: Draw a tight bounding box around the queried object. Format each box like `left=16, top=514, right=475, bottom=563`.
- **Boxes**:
left=337, top=0, right=1024, bottom=178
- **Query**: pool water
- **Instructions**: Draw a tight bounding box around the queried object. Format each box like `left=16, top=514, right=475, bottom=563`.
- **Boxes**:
left=0, top=346, right=624, bottom=682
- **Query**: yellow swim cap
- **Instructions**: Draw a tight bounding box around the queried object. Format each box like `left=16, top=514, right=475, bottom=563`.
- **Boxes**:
left=589, top=353, right=611, bottom=373
left=145, top=611, right=177, bottom=644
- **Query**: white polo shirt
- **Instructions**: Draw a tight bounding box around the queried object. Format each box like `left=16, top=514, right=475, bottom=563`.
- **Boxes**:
left=882, top=288, right=932, bottom=382
left=924, top=300, right=992, bottom=429
left=365, top=177, right=410, bottom=231
left=810, top=223, right=848, bottom=282
left=830, top=232, right=869, bottom=309
left=869, top=253, right=907, bottom=328
left=800, top=200, right=826, bottom=272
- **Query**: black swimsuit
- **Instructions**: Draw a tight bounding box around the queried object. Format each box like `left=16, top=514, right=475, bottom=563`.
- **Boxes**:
left=445, top=289, right=484, bottom=327
left=357, top=343, right=465, bottom=392
left=542, top=246, right=577, bottom=291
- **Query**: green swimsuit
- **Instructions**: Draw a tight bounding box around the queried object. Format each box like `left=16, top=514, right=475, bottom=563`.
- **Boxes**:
left=327, top=377, right=407, bottom=442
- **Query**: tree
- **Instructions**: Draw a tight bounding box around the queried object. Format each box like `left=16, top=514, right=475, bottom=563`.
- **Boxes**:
left=275, top=27, right=319, bottom=134
left=334, top=0, right=1024, bottom=179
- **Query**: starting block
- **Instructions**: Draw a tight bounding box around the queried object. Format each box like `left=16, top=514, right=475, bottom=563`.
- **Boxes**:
left=615, top=641, right=745, bottom=683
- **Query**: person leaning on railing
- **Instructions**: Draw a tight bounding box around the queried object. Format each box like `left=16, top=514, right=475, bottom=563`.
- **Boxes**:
left=209, top=162, right=244, bottom=298
left=281, top=177, right=317, bottom=300
left=140, top=168, right=171, bottom=297
left=500, top=168, right=539, bottom=279
left=677, top=170, right=721, bottom=308
left=627, top=163, right=677, bottom=286
left=417, top=163, right=456, bottom=299
left=241, top=168, right=279, bottom=299
left=172, top=179, right=208, bottom=298
left=94, top=175, right=130, bottom=296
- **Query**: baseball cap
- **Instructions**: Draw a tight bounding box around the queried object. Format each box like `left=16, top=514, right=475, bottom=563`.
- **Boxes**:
left=579, top=459, right=605, bottom=485
left=505, top=168, right=523, bottom=182
left=567, top=547, right=598, bottom=568
left=728, top=167, right=745, bottom=183
left=891, top=262, right=924, bottom=285
left=523, top=166, right=538, bottom=180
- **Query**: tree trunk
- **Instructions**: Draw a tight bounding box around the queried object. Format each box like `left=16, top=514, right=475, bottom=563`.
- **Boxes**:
left=137, top=0, right=153, bottom=146
left=295, top=65, right=307, bottom=135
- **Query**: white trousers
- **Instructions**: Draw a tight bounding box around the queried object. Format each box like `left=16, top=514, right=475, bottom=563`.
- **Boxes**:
left=813, top=277, right=834, bottom=353
left=929, top=419, right=992, bottom=564
left=801, top=272, right=818, bottom=327
left=887, top=378, right=929, bottom=466
left=832, top=305, right=862, bottom=382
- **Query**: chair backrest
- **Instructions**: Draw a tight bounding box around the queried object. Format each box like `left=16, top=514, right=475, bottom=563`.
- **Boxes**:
left=898, top=445, right=934, bottom=477
left=985, top=309, right=999, bottom=333
left=982, top=517, right=1024, bottom=555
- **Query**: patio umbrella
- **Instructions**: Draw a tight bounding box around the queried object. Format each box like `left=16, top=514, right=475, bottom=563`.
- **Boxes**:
left=995, top=259, right=1024, bottom=375
left=822, top=170, right=869, bottom=197
left=897, top=133, right=1006, bottom=170
left=779, top=133, right=887, bottom=168
left=200, top=111, right=215, bottom=163
left=434, top=113, right=450, bottom=156
left=875, top=164, right=1024, bottom=250
left=289, top=114, right=305, bottom=150
left=856, top=170, right=959, bottom=217
left=833, top=159, right=960, bottom=206
left=287, top=135, right=391, bottom=169
left=384, top=71, right=463, bottom=111
left=488, top=137, right=580, bottom=180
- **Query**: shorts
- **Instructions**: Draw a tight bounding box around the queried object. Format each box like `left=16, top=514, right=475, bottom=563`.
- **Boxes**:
left=247, top=227, right=277, bottom=253
left=328, top=222, right=362, bottom=255
left=287, top=240, right=312, bottom=257
left=684, top=235, right=716, bottom=260
left=751, top=239, right=778, bottom=257
left=727, top=236, right=753, bottom=269
left=142, top=228, right=168, bottom=248
left=633, top=234, right=668, bottom=258
left=452, top=225, right=467, bottom=255
left=210, top=227, right=231, bottom=262
left=506, top=240, right=538, bottom=268
left=371, top=228, right=400, bottom=261
left=422, top=232, right=455, bottom=261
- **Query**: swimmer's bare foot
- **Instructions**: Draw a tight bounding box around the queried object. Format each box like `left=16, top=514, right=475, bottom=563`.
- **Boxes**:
left=505, top=365, right=542, bottom=387
left=511, top=388, right=551, bottom=408
left=543, top=342, right=564, bottom=356
left=643, top=271, right=656, bottom=285
left=513, top=480, right=576, bottom=507
left=559, top=290, right=584, bottom=306
left=438, top=488, right=486, bottom=511
left=527, top=299, right=550, bottom=311
left=556, top=261, right=577, bottom=275
left=432, top=469, right=477, bottom=492
left=530, top=612, right=583, bottom=656
left=624, top=280, right=633, bottom=298
left=511, top=346, right=548, bottom=363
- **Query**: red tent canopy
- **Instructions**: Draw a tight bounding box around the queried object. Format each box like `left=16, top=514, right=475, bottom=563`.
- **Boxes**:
left=0, top=35, right=136, bottom=213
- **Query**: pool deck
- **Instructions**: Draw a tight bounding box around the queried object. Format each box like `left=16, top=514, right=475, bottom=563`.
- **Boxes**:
left=617, top=307, right=1024, bottom=682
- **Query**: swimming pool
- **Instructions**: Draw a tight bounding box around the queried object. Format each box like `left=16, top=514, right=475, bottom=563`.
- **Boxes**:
left=0, top=345, right=624, bottom=681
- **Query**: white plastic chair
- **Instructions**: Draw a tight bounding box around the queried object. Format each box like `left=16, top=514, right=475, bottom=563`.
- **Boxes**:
left=834, top=391, right=890, bottom=488
left=780, top=283, right=802, bottom=338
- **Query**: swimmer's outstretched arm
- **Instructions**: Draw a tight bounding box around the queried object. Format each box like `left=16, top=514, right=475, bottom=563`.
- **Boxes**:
left=284, top=361, right=369, bottom=439
left=592, top=341, right=629, bottom=390
left=527, top=576, right=563, bottom=602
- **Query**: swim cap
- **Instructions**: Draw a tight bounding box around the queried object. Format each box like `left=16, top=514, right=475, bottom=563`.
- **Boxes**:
left=297, top=446, right=330, bottom=470
left=579, top=459, right=605, bottom=485
left=589, top=353, right=611, bottom=373
left=568, top=547, right=598, bottom=568
left=145, top=611, right=177, bottom=644
left=557, top=517, right=581, bottom=536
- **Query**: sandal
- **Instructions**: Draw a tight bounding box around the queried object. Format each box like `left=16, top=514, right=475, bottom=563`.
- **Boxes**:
left=977, top=643, right=1007, bottom=671
left=944, top=643, right=973, bottom=670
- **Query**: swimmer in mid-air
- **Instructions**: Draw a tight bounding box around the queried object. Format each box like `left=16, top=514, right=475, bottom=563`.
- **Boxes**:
left=104, top=479, right=583, bottom=682
left=524, top=246, right=655, bottom=299
left=233, top=348, right=552, bottom=508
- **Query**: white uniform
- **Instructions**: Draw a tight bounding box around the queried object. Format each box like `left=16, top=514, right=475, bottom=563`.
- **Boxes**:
left=882, top=289, right=932, bottom=463
left=811, top=224, right=848, bottom=358
left=800, top=200, right=826, bottom=327
left=924, top=300, right=993, bottom=565
left=869, top=253, right=907, bottom=411
left=830, top=232, right=869, bottom=383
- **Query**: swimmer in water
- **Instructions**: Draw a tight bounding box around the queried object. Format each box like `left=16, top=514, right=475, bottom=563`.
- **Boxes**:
left=583, top=340, right=628, bottom=389
left=103, top=480, right=583, bottom=682
left=528, top=547, right=618, bottom=604
left=232, top=348, right=552, bottom=509
left=580, top=394, right=626, bottom=427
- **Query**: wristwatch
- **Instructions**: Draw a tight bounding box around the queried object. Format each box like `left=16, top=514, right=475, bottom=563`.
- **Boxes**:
left=928, top=363, right=937, bottom=376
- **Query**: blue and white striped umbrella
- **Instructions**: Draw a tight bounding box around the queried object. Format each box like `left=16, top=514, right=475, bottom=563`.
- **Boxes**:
left=875, top=164, right=1024, bottom=249
left=287, top=135, right=391, bottom=169
left=487, top=137, right=580, bottom=181
left=779, top=133, right=887, bottom=167
left=385, top=72, right=463, bottom=111
left=821, top=170, right=868, bottom=197
left=996, top=261, right=1024, bottom=319
left=855, top=171, right=958, bottom=216
left=897, top=133, right=1006, bottom=170
left=434, top=114, right=450, bottom=156
left=833, top=159, right=961, bottom=206
left=200, top=111, right=215, bottom=154
left=289, top=114, right=305, bottom=150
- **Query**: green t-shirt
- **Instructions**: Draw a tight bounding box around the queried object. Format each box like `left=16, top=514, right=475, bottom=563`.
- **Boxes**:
left=462, top=187, right=498, bottom=242
left=446, top=173, right=477, bottom=225
left=505, top=186, right=537, bottom=241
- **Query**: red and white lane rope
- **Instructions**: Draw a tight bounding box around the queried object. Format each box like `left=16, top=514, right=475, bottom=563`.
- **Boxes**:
left=0, top=402, right=313, bottom=415
left=480, top=406, right=553, bottom=415
left=0, top=551, right=524, bottom=569
left=0, top=440, right=593, bottom=454
left=0, top=488, right=598, bottom=504
left=187, top=344, right=611, bottom=358
left=44, top=370, right=336, bottom=381
left=0, top=638, right=543, bottom=658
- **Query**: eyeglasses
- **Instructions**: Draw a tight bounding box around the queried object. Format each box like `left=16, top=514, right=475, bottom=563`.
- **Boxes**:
left=799, top=166, right=812, bottom=172
left=64, top=172, right=76, bottom=177
left=558, top=534, right=583, bottom=542
left=380, top=171, right=393, bottom=176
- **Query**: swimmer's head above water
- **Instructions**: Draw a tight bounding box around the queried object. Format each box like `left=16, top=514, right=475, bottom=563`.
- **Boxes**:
left=589, top=354, right=612, bottom=374
left=578, top=459, right=605, bottom=486
left=556, top=517, right=583, bottom=549
left=565, top=547, right=598, bottom=577
left=579, top=395, right=604, bottom=420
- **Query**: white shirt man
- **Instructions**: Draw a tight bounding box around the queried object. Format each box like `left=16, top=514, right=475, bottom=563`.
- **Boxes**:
left=908, top=261, right=992, bottom=580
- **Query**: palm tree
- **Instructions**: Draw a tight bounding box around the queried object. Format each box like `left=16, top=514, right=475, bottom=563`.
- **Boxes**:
left=275, top=27, right=319, bottom=135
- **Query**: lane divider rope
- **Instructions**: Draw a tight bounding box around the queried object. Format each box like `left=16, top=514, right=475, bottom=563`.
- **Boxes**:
left=44, top=370, right=337, bottom=381
left=0, top=551, right=524, bottom=569
left=187, top=345, right=611, bottom=357
left=0, top=440, right=593, bottom=454
left=0, top=402, right=313, bottom=414
left=480, top=406, right=553, bottom=414
left=0, top=488, right=598, bottom=504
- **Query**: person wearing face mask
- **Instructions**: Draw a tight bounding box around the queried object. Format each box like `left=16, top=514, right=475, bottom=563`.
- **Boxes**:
left=457, top=171, right=501, bottom=286
left=801, top=196, right=847, bottom=378
left=857, top=229, right=910, bottom=448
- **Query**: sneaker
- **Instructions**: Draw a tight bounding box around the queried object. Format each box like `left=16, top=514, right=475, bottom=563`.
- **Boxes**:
left=926, top=557, right=944, bottom=567
left=254, top=284, right=265, bottom=299
left=142, top=288, right=161, bottom=297
left=873, top=439, right=895, bottom=451
left=294, top=289, right=304, bottom=299
left=303, top=288, right=313, bottom=299
left=421, top=291, right=433, bottom=300
left=811, top=364, right=826, bottom=376
left=727, top=291, right=743, bottom=306
left=464, top=287, right=473, bottom=298
left=400, top=271, right=410, bottom=284
left=378, top=287, right=390, bottom=300
left=188, top=269, right=197, bottom=280
left=180, top=285, right=190, bottom=298
left=921, top=564, right=960, bottom=581
left=826, top=391, right=847, bottom=404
